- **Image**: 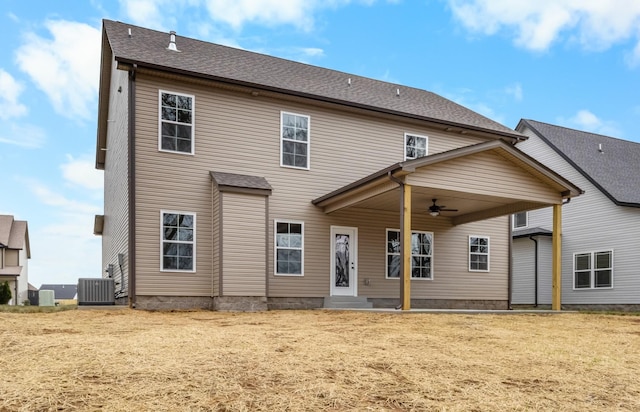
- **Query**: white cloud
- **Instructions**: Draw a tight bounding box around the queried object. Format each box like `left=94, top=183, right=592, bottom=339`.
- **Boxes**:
left=560, top=109, right=621, bottom=136
left=15, top=20, right=101, bottom=120
left=0, top=123, right=46, bottom=149
left=119, top=0, right=390, bottom=32
left=505, top=83, right=523, bottom=101
left=0, top=69, right=27, bottom=120
left=448, top=1, right=640, bottom=60
left=202, top=0, right=317, bottom=30
left=118, top=0, right=174, bottom=31
left=26, top=179, right=101, bottom=216
left=61, top=154, right=104, bottom=191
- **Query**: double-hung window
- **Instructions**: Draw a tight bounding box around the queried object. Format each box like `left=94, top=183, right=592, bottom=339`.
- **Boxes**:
left=159, top=91, right=194, bottom=154
left=275, top=220, right=304, bottom=276
left=386, top=229, right=433, bottom=279
left=469, top=236, right=489, bottom=271
left=574, top=251, right=613, bottom=289
left=404, top=133, right=428, bottom=160
left=161, top=211, right=195, bottom=271
left=281, top=112, right=309, bottom=169
left=512, top=212, right=528, bottom=229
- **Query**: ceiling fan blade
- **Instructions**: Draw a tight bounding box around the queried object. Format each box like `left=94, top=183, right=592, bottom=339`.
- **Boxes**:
left=440, top=208, right=458, bottom=212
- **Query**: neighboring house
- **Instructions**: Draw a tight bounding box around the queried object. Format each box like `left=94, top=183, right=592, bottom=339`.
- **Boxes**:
left=0, top=215, right=30, bottom=305
left=39, top=284, right=78, bottom=306
left=94, top=20, right=581, bottom=311
left=27, top=283, right=39, bottom=306
left=512, top=119, right=640, bottom=309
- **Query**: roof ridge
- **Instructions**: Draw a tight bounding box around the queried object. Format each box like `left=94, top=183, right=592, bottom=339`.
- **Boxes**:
left=525, top=118, right=638, bottom=145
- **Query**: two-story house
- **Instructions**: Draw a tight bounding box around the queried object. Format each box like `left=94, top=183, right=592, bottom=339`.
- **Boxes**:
left=94, top=20, right=581, bottom=311
left=512, top=120, right=640, bottom=310
left=0, top=215, right=30, bottom=305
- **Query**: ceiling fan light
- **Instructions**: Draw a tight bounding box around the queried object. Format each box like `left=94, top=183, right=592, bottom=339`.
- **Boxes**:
left=430, top=211, right=440, bottom=217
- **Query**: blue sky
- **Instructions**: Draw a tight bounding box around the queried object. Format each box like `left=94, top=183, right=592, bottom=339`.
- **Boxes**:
left=1, top=0, right=639, bottom=288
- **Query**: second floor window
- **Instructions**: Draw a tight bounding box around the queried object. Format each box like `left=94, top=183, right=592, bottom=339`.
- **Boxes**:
left=281, top=112, right=309, bottom=169
left=160, top=91, right=194, bottom=154
left=513, top=212, right=528, bottom=229
left=404, top=133, right=428, bottom=160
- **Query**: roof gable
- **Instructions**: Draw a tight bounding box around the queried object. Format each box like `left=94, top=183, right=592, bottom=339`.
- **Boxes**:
left=0, top=215, right=29, bottom=256
left=518, top=119, right=640, bottom=207
left=101, top=19, right=523, bottom=140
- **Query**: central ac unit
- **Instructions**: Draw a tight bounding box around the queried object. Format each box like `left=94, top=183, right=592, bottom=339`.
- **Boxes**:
left=77, top=278, right=115, bottom=305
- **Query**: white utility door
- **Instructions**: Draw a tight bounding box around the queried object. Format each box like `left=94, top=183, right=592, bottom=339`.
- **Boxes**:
left=330, top=226, right=358, bottom=296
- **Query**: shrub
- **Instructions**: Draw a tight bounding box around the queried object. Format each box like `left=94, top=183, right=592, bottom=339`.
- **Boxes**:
left=0, top=281, right=11, bottom=305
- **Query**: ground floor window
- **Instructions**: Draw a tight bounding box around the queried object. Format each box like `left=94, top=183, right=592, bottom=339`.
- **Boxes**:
left=161, top=211, right=195, bottom=271
left=386, top=229, right=433, bottom=279
left=275, top=220, right=303, bottom=276
left=469, top=236, right=489, bottom=271
left=574, top=250, right=613, bottom=289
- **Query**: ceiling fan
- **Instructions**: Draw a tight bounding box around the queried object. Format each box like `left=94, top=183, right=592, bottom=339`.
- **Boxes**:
left=428, top=199, right=458, bottom=216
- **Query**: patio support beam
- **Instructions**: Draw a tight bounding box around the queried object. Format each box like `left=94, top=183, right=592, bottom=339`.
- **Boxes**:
left=552, top=203, right=562, bottom=311
left=401, top=184, right=412, bottom=310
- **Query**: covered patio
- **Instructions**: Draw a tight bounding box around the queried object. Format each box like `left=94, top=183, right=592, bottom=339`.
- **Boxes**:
left=313, top=140, right=582, bottom=310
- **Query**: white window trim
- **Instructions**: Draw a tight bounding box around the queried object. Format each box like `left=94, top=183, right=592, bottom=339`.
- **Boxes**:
left=160, top=210, right=196, bottom=273
left=280, top=111, right=310, bottom=170
left=512, top=212, right=528, bottom=229
left=385, top=228, right=434, bottom=280
left=469, top=235, right=490, bottom=272
left=158, top=90, right=195, bottom=155
left=274, top=219, right=305, bottom=276
left=572, top=250, right=614, bottom=290
left=403, top=132, right=429, bottom=160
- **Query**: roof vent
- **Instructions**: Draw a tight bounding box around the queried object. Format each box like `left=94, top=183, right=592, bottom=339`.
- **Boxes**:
left=396, top=88, right=400, bottom=97
left=598, top=143, right=603, bottom=153
left=167, top=31, right=180, bottom=52
left=128, top=28, right=132, bottom=38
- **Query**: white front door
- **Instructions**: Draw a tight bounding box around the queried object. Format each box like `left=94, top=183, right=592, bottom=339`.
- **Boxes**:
left=330, top=226, right=358, bottom=296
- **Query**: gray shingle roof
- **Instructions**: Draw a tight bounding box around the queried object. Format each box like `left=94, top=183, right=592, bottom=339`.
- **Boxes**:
left=512, top=227, right=553, bottom=238
left=102, top=19, right=522, bottom=139
left=0, top=215, right=28, bottom=250
left=519, top=119, right=640, bottom=206
left=210, top=171, right=272, bottom=191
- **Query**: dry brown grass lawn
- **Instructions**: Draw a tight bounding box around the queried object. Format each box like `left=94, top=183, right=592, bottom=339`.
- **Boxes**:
left=1, top=309, right=639, bottom=411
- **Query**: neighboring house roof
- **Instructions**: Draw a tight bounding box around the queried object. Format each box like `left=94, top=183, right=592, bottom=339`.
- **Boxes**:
left=517, top=119, right=640, bottom=207
left=0, top=215, right=30, bottom=257
left=512, top=227, right=553, bottom=239
left=100, top=19, right=523, bottom=140
left=28, top=283, right=38, bottom=291
left=39, top=284, right=78, bottom=300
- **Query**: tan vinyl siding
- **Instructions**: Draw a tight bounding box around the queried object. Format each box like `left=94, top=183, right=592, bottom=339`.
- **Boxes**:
left=5, top=250, right=18, bottom=267
left=221, top=193, right=266, bottom=296
left=406, top=151, right=561, bottom=204
left=131, top=73, right=504, bottom=299
left=102, top=57, right=130, bottom=294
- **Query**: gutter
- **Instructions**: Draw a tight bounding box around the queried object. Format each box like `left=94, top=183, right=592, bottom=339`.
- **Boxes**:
left=529, top=236, right=539, bottom=307
left=128, top=64, right=137, bottom=308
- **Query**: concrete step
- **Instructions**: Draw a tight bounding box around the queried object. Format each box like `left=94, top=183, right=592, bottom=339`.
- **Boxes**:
left=323, top=296, right=373, bottom=309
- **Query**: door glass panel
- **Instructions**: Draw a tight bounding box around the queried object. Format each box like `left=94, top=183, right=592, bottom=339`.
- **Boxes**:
left=335, top=234, right=350, bottom=287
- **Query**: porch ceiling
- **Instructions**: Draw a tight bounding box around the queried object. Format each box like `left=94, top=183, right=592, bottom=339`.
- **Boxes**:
left=312, top=140, right=582, bottom=225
